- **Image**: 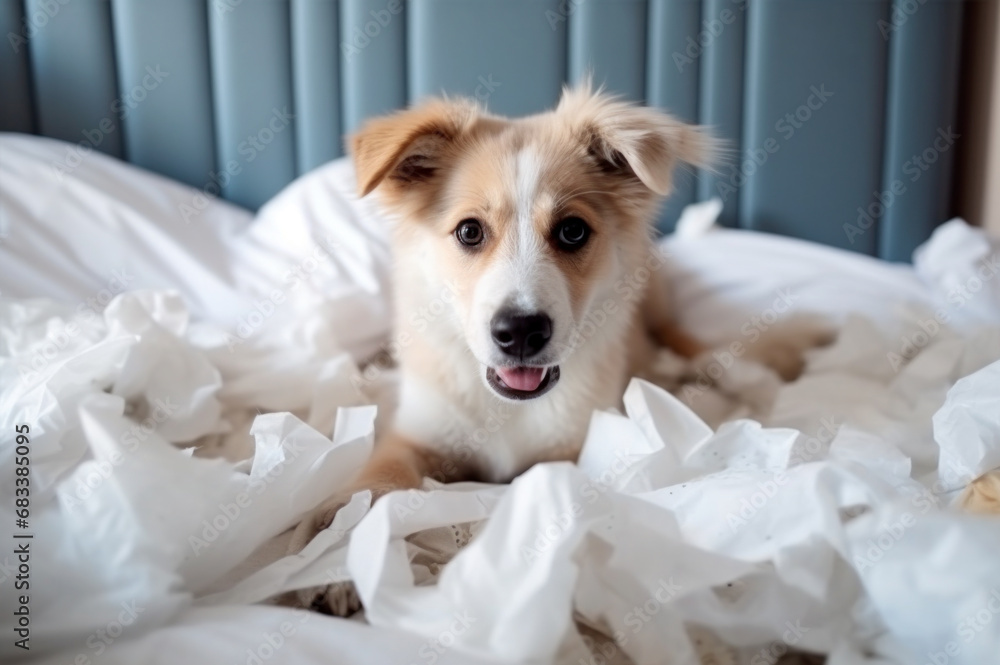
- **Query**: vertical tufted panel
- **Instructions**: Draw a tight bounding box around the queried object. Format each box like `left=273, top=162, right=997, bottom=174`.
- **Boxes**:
left=340, top=0, right=407, bottom=134
left=569, top=0, right=647, bottom=102
left=292, top=0, right=342, bottom=172
left=209, top=0, right=297, bottom=210
left=696, top=0, right=746, bottom=228
left=26, top=0, right=122, bottom=158
left=408, top=0, right=566, bottom=117
left=0, top=1, right=35, bottom=133
left=1, top=0, right=965, bottom=250
left=741, top=0, right=890, bottom=254
left=647, top=0, right=701, bottom=233
left=111, top=0, right=216, bottom=189
left=879, top=0, right=963, bottom=262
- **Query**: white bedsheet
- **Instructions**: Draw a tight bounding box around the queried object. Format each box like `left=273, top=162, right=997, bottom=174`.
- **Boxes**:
left=1, top=135, right=999, bottom=665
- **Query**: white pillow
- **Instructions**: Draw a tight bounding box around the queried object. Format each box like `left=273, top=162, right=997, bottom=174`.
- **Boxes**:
left=229, top=157, right=394, bottom=361
left=0, top=133, right=254, bottom=324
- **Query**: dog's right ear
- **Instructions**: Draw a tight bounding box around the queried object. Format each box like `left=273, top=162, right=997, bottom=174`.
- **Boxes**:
left=350, top=98, right=481, bottom=197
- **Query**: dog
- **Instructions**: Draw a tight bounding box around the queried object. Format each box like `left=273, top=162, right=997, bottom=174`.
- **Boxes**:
left=288, top=83, right=830, bottom=615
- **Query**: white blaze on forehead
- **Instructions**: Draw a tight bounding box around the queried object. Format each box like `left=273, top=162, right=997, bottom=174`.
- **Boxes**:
left=516, top=146, right=542, bottom=231
left=510, top=147, right=545, bottom=310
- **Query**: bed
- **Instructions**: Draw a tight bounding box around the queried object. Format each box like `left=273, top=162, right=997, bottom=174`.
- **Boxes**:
left=1, top=130, right=999, bottom=665
left=2, top=1, right=998, bottom=663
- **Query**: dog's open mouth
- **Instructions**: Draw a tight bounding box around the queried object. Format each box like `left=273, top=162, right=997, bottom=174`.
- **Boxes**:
left=486, top=365, right=560, bottom=400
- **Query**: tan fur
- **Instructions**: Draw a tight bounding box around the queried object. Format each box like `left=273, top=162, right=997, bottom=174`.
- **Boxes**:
left=289, top=83, right=827, bottom=615
left=959, top=471, right=1000, bottom=515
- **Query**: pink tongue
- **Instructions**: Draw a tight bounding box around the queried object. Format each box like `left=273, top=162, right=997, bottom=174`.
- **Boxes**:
left=496, top=367, right=546, bottom=392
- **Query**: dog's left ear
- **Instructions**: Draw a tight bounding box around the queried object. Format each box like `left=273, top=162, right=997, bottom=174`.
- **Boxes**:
left=350, top=98, right=482, bottom=197
left=559, top=84, right=719, bottom=196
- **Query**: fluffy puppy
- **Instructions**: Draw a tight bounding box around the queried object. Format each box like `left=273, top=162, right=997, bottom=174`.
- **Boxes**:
left=288, top=83, right=827, bottom=615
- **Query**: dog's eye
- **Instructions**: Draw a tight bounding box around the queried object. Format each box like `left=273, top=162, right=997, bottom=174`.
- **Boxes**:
left=554, top=217, right=590, bottom=250
left=455, top=219, right=484, bottom=247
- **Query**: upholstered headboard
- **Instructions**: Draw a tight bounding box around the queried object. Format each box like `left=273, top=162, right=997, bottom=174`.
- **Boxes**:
left=0, top=0, right=964, bottom=260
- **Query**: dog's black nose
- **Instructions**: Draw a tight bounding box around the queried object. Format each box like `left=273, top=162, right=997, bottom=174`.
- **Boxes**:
left=491, top=310, right=552, bottom=359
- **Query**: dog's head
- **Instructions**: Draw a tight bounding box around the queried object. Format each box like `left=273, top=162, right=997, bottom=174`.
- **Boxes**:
left=352, top=84, right=715, bottom=402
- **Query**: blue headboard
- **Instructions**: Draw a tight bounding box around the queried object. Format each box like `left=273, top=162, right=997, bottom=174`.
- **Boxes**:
left=0, top=0, right=964, bottom=261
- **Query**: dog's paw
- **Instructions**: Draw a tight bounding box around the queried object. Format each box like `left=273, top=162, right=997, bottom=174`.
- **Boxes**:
left=297, top=580, right=362, bottom=617
left=750, top=342, right=809, bottom=382
left=745, top=316, right=836, bottom=381
left=287, top=495, right=363, bottom=616
left=288, top=494, right=350, bottom=556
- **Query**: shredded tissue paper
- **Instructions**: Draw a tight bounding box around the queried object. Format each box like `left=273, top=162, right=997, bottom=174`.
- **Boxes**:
left=2, top=208, right=1000, bottom=665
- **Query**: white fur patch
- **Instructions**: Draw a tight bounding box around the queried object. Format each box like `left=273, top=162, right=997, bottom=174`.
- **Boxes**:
left=512, top=148, right=545, bottom=312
